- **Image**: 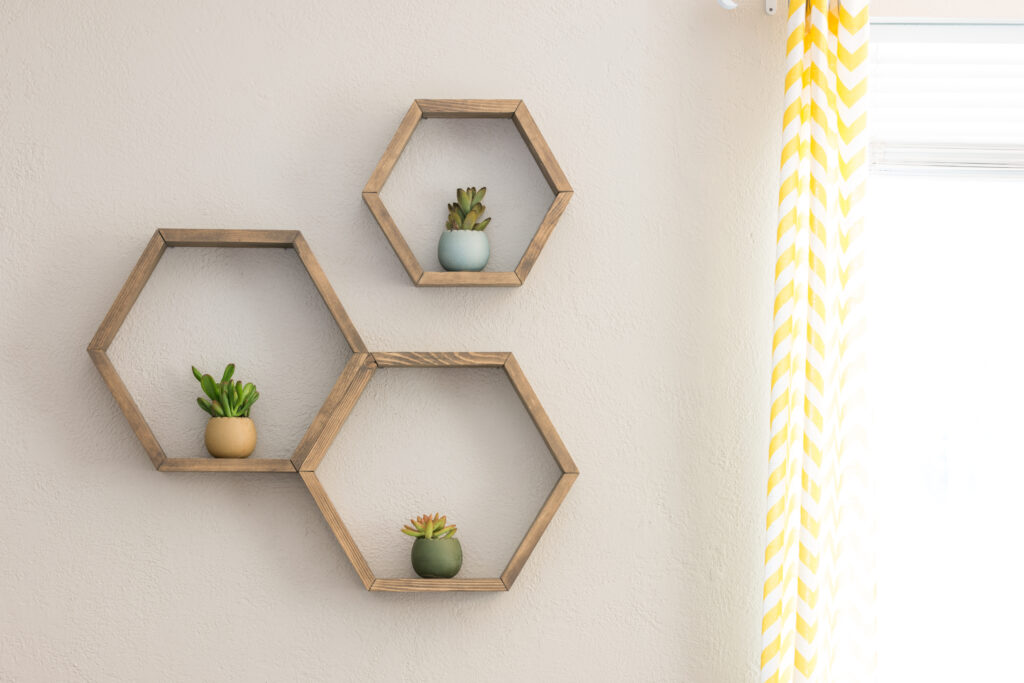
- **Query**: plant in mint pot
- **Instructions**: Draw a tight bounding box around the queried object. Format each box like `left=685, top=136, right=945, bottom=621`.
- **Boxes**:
left=438, top=186, right=491, bottom=272
left=192, top=363, right=260, bottom=458
left=402, top=513, right=463, bottom=579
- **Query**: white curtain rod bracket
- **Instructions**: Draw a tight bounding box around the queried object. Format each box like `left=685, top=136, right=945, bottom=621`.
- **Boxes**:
left=717, top=0, right=778, bottom=15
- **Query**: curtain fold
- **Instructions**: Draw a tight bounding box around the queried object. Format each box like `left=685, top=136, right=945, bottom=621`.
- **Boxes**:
left=760, top=1, right=874, bottom=681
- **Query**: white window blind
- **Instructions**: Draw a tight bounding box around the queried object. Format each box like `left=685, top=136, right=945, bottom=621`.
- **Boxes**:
left=870, top=21, right=1024, bottom=173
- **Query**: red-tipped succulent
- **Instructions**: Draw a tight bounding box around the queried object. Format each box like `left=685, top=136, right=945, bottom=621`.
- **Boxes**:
left=401, top=513, right=457, bottom=540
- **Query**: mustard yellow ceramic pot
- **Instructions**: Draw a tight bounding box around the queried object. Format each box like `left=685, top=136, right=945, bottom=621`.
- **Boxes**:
left=204, top=417, right=257, bottom=458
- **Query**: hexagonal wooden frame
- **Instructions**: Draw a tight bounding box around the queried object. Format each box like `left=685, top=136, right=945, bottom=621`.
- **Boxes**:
left=299, top=351, right=578, bottom=591
left=87, top=229, right=368, bottom=473
left=363, top=99, right=573, bottom=287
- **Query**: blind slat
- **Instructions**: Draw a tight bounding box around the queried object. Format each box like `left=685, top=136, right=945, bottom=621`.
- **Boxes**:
left=871, top=23, right=1024, bottom=170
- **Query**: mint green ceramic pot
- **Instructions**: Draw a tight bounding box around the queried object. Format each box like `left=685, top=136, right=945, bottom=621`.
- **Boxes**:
left=411, top=537, right=463, bottom=578
left=438, top=230, right=489, bottom=272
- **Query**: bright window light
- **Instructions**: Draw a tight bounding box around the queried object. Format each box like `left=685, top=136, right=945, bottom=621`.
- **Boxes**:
left=869, top=21, right=1024, bottom=683
left=868, top=174, right=1024, bottom=682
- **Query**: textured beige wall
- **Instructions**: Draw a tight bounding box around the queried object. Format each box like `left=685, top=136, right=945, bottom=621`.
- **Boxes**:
left=0, top=1, right=784, bottom=680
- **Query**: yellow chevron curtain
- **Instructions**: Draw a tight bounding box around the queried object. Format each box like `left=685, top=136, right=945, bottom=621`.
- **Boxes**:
left=761, top=1, right=873, bottom=682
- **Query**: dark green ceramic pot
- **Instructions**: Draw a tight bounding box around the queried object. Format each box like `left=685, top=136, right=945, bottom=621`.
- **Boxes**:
left=411, top=537, right=463, bottom=578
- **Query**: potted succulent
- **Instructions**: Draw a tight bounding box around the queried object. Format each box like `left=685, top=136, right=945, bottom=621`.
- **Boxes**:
left=438, top=186, right=491, bottom=272
left=192, top=363, right=260, bottom=459
left=401, top=513, right=463, bottom=579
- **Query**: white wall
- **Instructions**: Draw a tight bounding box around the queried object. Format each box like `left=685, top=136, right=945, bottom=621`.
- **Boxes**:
left=0, top=1, right=785, bottom=681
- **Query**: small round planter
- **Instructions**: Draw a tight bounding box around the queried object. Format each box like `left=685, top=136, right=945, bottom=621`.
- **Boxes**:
left=411, top=537, right=463, bottom=578
left=204, top=417, right=257, bottom=458
left=438, top=230, right=489, bottom=272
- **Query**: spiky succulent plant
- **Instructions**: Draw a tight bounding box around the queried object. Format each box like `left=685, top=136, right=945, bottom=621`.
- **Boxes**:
left=445, top=187, right=490, bottom=231
left=192, top=363, right=259, bottom=418
left=402, top=513, right=457, bottom=540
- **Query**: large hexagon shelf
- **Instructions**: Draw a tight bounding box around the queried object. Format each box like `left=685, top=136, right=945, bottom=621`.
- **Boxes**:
left=299, top=351, right=578, bottom=591
left=363, top=99, right=573, bottom=287
left=87, top=229, right=367, bottom=473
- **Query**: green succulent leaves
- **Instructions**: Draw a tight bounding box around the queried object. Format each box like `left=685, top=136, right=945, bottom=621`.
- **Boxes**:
left=200, top=373, right=218, bottom=402
left=192, top=364, right=259, bottom=418
left=445, top=186, right=490, bottom=231
left=401, top=513, right=457, bottom=540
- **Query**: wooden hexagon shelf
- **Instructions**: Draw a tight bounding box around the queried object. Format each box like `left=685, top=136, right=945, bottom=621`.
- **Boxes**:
left=87, top=229, right=368, bottom=473
left=299, top=351, right=578, bottom=591
left=363, top=99, right=573, bottom=287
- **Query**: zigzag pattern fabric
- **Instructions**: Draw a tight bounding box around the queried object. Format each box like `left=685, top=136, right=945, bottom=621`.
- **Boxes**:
left=761, top=1, right=874, bottom=681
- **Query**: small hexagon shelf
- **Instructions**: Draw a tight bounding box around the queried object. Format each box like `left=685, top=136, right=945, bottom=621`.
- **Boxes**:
left=299, top=351, right=578, bottom=591
left=363, top=99, right=573, bottom=287
left=87, top=229, right=367, bottom=473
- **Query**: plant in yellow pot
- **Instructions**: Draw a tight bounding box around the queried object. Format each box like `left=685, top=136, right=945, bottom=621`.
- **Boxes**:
left=192, top=363, right=259, bottom=458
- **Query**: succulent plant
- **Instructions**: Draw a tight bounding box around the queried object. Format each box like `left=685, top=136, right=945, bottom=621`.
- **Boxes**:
left=402, top=513, right=457, bottom=540
left=192, top=363, right=259, bottom=418
left=445, top=187, right=491, bottom=231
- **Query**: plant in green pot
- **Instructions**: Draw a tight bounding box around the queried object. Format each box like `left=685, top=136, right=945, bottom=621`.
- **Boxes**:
left=438, top=186, right=491, bottom=272
left=192, top=363, right=260, bottom=459
left=402, top=513, right=463, bottom=579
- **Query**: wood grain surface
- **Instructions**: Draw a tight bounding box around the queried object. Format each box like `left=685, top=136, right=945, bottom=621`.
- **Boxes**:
left=292, top=233, right=366, bottom=352
left=503, top=354, right=578, bottom=474
left=291, top=353, right=370, bottom=469
left=158, top=458, right=296, bottom=473
left=89, top=230, right=166, bottom=351
left=370, top=578, right=508, bottom=592
left=159, top=229, right=298, bottom=247
left=302, top=471, right=375, bottom=589
left=300, top=354, right=377, bottom=472
left=362, top=192, right=424, bottom=284
left=512, top=102, right=573, bottom=193
left=515, top=191, right=573, bottom=282
left=416, top=271, right=522, bottom=287
left=371, top=352, right=510, bottom=368
left=416, top=99, right=521, bottom=118
left=501, top=472, right=578, bottom=588
left=363, top=102, right=423, bottom=193
left=88, top=349, right=166, bottom=469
